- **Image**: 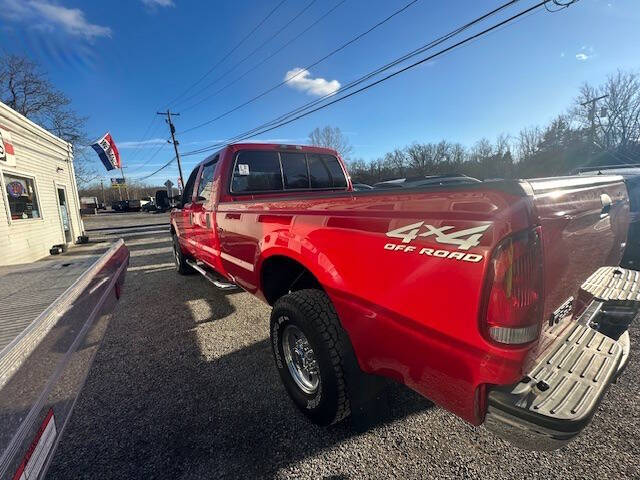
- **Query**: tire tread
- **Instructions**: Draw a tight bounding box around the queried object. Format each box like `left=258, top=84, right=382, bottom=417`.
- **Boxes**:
left=275, top=289, right=352, bottom=424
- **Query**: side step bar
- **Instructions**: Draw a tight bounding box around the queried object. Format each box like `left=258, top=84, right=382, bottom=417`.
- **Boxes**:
left=186, top=259, right=238, bottom=291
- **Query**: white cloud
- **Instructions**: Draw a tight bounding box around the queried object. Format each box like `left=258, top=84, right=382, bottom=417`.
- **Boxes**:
left=0, top=0, right=111, bottom=39
left=141, top=0, right=175, bottom=7
left=576, top=45, right=596, bottom=61
left=284, top=68, right=340, bottom=96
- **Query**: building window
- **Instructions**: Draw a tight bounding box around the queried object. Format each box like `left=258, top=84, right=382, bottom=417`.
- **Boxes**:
left=3, top=173, right=41, bottom=220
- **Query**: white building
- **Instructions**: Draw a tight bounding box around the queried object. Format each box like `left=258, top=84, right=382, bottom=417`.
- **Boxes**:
left=0, top=101, right=84, bottom=266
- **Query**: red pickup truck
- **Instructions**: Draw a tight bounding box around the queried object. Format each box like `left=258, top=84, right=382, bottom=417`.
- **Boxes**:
left=170, top=143, right=638, bottom=450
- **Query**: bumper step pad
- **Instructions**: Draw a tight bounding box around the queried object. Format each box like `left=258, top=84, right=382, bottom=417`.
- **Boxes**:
left=486, top=322, right=623, bottom=450
left=581, top=266, right=640, bottom=303
left=519, top=324, right=621, bottom=420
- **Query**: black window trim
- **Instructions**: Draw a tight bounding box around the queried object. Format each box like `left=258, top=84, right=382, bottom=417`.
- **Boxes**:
left=228, top=150, right=348, bottom=196
left=193, top=155, right=219, bottom=204
left=182, top=165, right=201, bottom=207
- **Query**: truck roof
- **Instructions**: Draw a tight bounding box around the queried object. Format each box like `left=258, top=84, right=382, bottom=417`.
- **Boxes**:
left=202, top=143, right=340, bottom=165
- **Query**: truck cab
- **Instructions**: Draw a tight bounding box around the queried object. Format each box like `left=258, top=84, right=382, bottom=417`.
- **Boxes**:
left=172, top=143, right=352, bottom=281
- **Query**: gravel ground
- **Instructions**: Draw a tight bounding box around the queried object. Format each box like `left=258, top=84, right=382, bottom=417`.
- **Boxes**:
left=48, top=212, right=640, bottom=479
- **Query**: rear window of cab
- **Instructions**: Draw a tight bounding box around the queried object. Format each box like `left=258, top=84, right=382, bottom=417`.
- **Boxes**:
left=230, top=150, right=347, bottom=194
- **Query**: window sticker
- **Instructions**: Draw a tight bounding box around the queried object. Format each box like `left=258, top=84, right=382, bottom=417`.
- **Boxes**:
left=238, top=164, right=250, bottom=175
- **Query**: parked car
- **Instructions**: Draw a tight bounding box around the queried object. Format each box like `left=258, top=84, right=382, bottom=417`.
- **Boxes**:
left=80, top=196, right=99, bottom=215
left=111, top=200, right=127, bottom=212
left=126, top=199, right=142, bottom=212
left=155, top=190, right=171, bottom=212
left=142, top=200, right=157, bottom=212
left=170, top=143, right=637, bottom=451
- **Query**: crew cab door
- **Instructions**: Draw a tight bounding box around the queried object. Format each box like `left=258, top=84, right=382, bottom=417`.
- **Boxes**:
left=191, top=156, right=222, bottom=270
left=176, top=166, right=200, bottom=256
left=217, top=150, right=284, bottom=286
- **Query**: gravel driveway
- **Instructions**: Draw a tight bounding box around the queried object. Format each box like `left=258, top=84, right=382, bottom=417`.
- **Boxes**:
left=48, top=213, right=640, bottom=479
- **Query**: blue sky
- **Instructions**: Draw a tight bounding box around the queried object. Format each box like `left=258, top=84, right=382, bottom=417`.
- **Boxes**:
left=1, top=0, right=638, bottom=185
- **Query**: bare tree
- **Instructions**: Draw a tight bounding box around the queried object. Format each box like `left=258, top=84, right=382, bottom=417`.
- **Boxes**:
left=308, top=126, right=353, bottom=160
left=0, top=54, right=94, bottom=185
left=573, top=70, right=640, bottom=153
left=516, top=126, right=542, bottom=160
left=405, top=142, right=436, bottom=170
left=384, top=148, right=407, bottom=176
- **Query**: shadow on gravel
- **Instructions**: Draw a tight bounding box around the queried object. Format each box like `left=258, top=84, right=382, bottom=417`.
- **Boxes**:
left=46, top=225, right=433, bottom=480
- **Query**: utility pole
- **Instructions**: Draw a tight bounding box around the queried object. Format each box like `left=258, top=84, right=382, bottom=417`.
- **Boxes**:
left=119, top=165, right=129, bottom=200
left=157, top=110, right=185, bottom=188
left=100, top=179, right=105, bottom=204
left=581, top=94, right=608, bottom=162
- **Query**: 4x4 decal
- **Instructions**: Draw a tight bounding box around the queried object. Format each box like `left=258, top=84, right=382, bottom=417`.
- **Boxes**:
left=386, top=222, right=490, bottom=251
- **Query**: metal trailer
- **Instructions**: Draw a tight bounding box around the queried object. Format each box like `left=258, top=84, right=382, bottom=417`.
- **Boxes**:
left=0, top=241, right=129, bottom=479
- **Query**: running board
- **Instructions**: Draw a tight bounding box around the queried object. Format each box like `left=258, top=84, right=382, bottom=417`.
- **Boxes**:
left=186, top=260, right=238, bottom=290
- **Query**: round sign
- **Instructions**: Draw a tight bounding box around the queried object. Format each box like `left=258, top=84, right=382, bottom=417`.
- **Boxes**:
left=7, top=181, right=25, bottom=198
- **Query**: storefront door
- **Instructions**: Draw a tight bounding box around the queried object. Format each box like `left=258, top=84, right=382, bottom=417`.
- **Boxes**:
left=57, top=187, right=72, bottom=244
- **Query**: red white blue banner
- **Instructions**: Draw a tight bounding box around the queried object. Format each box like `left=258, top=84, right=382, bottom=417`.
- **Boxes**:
left=91, top=132, right=121, bottom=171
left=0, top=126, right=16, bottom=167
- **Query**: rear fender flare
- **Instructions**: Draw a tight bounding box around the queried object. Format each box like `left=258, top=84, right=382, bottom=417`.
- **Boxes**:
left=256, top=231, right=345, bottom=294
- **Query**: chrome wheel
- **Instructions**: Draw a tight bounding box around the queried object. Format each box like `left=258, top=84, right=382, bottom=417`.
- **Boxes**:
left=282, top=323, right=319, bottom=394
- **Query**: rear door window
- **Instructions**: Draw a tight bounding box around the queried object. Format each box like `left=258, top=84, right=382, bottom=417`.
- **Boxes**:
left=308, top=154, right=331, bottom=188
left=281, top=152, right=309, bottom=189
left=322, top=155, right=347, bottom=188
left=308, top=154, right=347, bottom=188
left=232, top=151, right=282, bottom=193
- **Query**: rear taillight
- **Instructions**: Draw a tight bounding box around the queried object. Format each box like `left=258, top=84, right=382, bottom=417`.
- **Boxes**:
left=481, top=227, right=543, bottom=346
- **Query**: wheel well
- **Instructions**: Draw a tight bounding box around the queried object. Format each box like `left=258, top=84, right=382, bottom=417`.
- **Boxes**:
left=261, top=256, right=322, bottom=305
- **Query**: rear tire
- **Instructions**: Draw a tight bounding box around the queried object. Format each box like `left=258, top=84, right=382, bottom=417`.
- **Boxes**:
left=270, top=289, right=353, bottom=426
left=172, top=233, right=194, bottom=275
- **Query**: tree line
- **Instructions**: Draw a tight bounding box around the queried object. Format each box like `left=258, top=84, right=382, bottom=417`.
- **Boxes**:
left=311, top=70, right=640, bottom=185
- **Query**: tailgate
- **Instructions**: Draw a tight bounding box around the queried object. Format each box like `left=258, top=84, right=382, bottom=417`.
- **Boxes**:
left=526, top=175, right=630, bottom=360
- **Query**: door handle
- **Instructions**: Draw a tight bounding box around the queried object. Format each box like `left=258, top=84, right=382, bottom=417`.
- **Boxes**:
left=225, top=213, right=241, bottom=220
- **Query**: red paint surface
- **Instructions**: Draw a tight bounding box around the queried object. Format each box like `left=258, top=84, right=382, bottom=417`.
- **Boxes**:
left=172, top=145, right=629, bottom=425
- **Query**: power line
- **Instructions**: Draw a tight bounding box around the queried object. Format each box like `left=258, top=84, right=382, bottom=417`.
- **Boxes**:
left=179, top=0, right=524, bottom=152
left=165, top=0, right=288, bottom=108
left=137, top=156, right=177, bottom=181
left=123, top=1, right=289, bottom=171
left=122, top=115, right=158, bottom=165
left=179, top=0, right=420, bottom=135
left=175, top=0, right=318, bottom=110
left=181, top=0, right=579, bottom=157
left=126, top=141, right=170, bottom=174
left=180, top=0, right=349, bottom=113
